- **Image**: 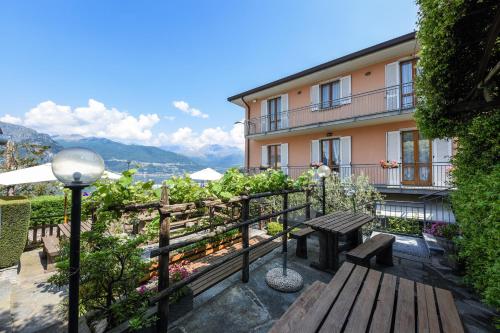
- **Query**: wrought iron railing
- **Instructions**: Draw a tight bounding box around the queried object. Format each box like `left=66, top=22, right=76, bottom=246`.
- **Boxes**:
left=245, top=162, right=453, bottom=188
left=246, top=82, right=415, bottom=135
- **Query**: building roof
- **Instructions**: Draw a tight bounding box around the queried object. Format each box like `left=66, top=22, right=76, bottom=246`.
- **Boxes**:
left=227, top=32, right=416, bottom=103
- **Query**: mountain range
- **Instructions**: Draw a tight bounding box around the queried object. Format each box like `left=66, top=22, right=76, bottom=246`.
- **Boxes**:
left=0, top=122, right=243, bottom=182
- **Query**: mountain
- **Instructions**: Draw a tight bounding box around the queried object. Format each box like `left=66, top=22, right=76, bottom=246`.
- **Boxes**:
left=161, top=144, right=244, bottom=172
left=55, top=137, right=201, bottom=182
left=0, top=121, right=64, bottom=161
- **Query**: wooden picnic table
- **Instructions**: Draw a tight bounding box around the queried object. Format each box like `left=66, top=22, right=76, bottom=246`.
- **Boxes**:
left=303, top=211, right=373, bottom=271
left=57, top=221, right=92, bottom=238
left=270, top=262, right=465, bottom=333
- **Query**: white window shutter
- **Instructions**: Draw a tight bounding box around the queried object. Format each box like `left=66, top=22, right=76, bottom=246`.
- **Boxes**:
left=280, top=94, right=289, bottom=129
left=310, top=85, right=320, bottom=111
left=340, top=76, right=352, bottom=104
left=340, top=136, right=352, bottom=180
left=260, top=100, right=268, bottom=132
left=311, top=140, right=320, bottom=163
left=261, top=145, right=268, bottom=167
left=386, top=131, right=401, bottom=185
left=432, top=138, right=452, bottom=186
left=385, top=62, right=400, bottom=110
left=280, top=143, right=288, bottom=174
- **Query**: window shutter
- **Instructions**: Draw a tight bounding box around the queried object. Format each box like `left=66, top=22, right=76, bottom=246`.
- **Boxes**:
left=310, top=85, right=320, bottom=111
left=385, top=62, right=400, bottom=110
left=386, top=131, right=401, bottom=185
left=260, top=100, right=268, bottom=132
left=432, top=138, right=452, bottom=186
left=280, top=94, right=289, bottom=129
left=340, top=136, right=352, bottom=179
left=311, top=140, right=320, bottom=163
left=261, top=145, right=268, bottom=167
left=340, top=76, right=352, bottom=104
left=280, top=143, right=288, bottom=174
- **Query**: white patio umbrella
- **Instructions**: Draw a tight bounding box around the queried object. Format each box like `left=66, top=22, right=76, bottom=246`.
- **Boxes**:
left=0, top=163, right=121, bottom=186
left=189, top=168, right=223, bottom=182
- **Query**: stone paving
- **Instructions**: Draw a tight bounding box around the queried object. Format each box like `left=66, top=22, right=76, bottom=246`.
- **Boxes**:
left=0, top=250, right=66, bottom=333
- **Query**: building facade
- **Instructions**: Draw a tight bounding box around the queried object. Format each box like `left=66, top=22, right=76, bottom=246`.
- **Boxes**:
left=228, top=32, right=453, bottom=198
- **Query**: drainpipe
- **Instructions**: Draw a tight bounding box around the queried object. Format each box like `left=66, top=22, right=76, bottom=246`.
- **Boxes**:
left=241, top=96, right=251, bottom=171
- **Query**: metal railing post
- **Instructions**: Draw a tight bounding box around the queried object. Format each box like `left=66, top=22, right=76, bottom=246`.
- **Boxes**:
left=157, top=185, right=170, bottom=333
left=241, top=197, right=250, bottom=283
left=282, top=192, right=289, bottom=275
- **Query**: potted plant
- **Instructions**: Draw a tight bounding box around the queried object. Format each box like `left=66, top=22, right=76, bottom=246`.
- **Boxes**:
left=310, top=161, right=323, bottom=169
left=379, top=160, right=399, bottom=169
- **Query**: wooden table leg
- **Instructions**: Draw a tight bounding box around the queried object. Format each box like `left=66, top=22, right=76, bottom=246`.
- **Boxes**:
left=347, top=228, right=363, bottom=249
left=310, top=230, right=331, bottom=272
left=329, top=232, right=339, bottom=270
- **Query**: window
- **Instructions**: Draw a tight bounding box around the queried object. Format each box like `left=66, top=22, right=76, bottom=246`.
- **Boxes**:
left=320, top=80, right=341, bottom=109
left=268, top=145, right=281, bottom=169
left=320, top=138, right=340, bottom=172
left=401, top=130, right=431, bottom=185
left=267, top=97, right=281, bottom=131
left=400, top=60, right=415, bottom=109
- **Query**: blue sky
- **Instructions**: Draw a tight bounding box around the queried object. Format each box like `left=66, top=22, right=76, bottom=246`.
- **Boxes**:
left=0, top=0, right=417, bottom=152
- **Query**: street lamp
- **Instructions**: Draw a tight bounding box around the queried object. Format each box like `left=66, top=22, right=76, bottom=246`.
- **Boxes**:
left=51, top=148, right=104, bottom=333
left=317, top=165, right=331, bottom=216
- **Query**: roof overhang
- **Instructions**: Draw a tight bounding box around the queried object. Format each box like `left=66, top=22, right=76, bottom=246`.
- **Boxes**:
left=228, top=32, right=418, bottom=107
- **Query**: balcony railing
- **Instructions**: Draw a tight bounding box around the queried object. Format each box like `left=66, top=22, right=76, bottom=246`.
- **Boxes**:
left=246, top=83, right=415, bottom=135
left=246, top=162, right=453, bottom=189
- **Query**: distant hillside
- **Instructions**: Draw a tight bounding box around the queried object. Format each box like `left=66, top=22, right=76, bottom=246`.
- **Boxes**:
left=0, top=121, right=63, bottom=161
left=55, top=137, right=201, bottom=182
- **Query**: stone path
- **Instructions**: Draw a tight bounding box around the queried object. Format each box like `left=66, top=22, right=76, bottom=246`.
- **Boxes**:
left=0, top=250, right=66, bottom=333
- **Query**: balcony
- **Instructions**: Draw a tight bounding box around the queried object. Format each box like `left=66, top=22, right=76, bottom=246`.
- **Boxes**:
left=247, top=162, right=453, bottom=194
left=246, top=83, right=415, bottom=136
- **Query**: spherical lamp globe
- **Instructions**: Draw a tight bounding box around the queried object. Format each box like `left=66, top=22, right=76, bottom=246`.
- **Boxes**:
left=317, top=165, right=331, bottom=178
left=51, top=148, right=105, bottom=186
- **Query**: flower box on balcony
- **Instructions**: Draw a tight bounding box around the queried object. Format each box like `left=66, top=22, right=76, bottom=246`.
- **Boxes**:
left=379, top=160, right=399, bottom=169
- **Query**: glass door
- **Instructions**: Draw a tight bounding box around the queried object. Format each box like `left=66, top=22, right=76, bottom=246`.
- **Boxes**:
left=268, top=97, right=281, bottom=131
left=321, top=138, right=340, bottom=172
left=402, top=130, right=432, bottom=185
left=400, top=61, right=415, bottom=109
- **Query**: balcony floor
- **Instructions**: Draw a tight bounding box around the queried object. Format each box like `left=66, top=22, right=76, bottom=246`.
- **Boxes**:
left=170, top=234, right=497, bottom=333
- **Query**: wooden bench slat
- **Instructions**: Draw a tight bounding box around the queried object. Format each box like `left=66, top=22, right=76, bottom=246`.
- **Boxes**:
left=394, top=278, right=416, bottom=333
left=294, top=262, right=356, bottom=333
left=344, top=269, right=383, bottom=333
left=416, top=283, right=440, bottom=333
left=347, top=234, right=394, bottom=257
left=369, top=273, right=397, bottom=333
left=268, top=281, right=327, bottom=333
left=319, top=265, right=368, bottom=333
left=435, top=287, right=465, bottom=333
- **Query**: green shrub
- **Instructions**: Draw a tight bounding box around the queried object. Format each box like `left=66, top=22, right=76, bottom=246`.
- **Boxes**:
left=453, top=166, right=500, bottom=309
left=30, top=195, right=67, bottom=227
left=267, top=222, right=283, bottom=236
left=0, top=196, right=31, bottom=268
left=384, top=217, right=422, bottom=236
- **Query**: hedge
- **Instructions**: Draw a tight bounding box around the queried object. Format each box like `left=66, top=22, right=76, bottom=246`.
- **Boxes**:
left=0, top=196, right=31, bottom=268
left=30, top=195, right=68, bottom=227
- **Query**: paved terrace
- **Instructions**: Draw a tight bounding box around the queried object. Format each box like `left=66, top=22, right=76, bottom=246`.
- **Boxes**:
left=170, top=235, right=497, bottom=333
left=0, top=234, right=497, bottom=333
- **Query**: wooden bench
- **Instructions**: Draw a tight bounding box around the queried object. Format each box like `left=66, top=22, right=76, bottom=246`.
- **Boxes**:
left=188, top=236, right=280, bottom=296
left=268, top=281, right=326, bottom=333
left=42, top=235, right=60, bottom=268
left=271, top=262, right=465, bottom=333
left=346, top=233, right=395, bottom=267
left=290, top=227, right=315, bottom=259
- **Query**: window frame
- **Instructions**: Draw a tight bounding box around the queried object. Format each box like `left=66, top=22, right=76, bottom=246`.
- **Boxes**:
left=267, top=144, right=281, bottom=169
left=267, top=97, right=282, bottom=131
left=320, top=138, right=340, bottom=171
left=320, top=80, right=341, bottom=110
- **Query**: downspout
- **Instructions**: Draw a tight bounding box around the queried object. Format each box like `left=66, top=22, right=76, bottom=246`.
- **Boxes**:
left=241, top=96, right=251, bottom=170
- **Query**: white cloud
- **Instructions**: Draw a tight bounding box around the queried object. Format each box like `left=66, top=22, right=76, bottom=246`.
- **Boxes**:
left=156, top=121, right=244, bottom=154
left=164, top=115, right=176, bottom=121
left=172, top=100, right=209, bottom=119
left=0, top=114, right=23, bottom=125
left=22, top=99, right=160, bottom=142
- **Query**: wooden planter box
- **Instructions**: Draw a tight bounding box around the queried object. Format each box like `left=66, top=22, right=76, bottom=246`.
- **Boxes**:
left=170, top=233, right=241, bottom=264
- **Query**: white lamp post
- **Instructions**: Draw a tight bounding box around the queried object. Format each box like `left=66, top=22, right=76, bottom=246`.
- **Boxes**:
left=316, top=165, right=331, bottom=215
left=51, top=148, right=104, bottom=333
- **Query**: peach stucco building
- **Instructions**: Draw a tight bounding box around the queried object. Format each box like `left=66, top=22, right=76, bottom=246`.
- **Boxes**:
left=228, top=32, right=453, bottom=196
